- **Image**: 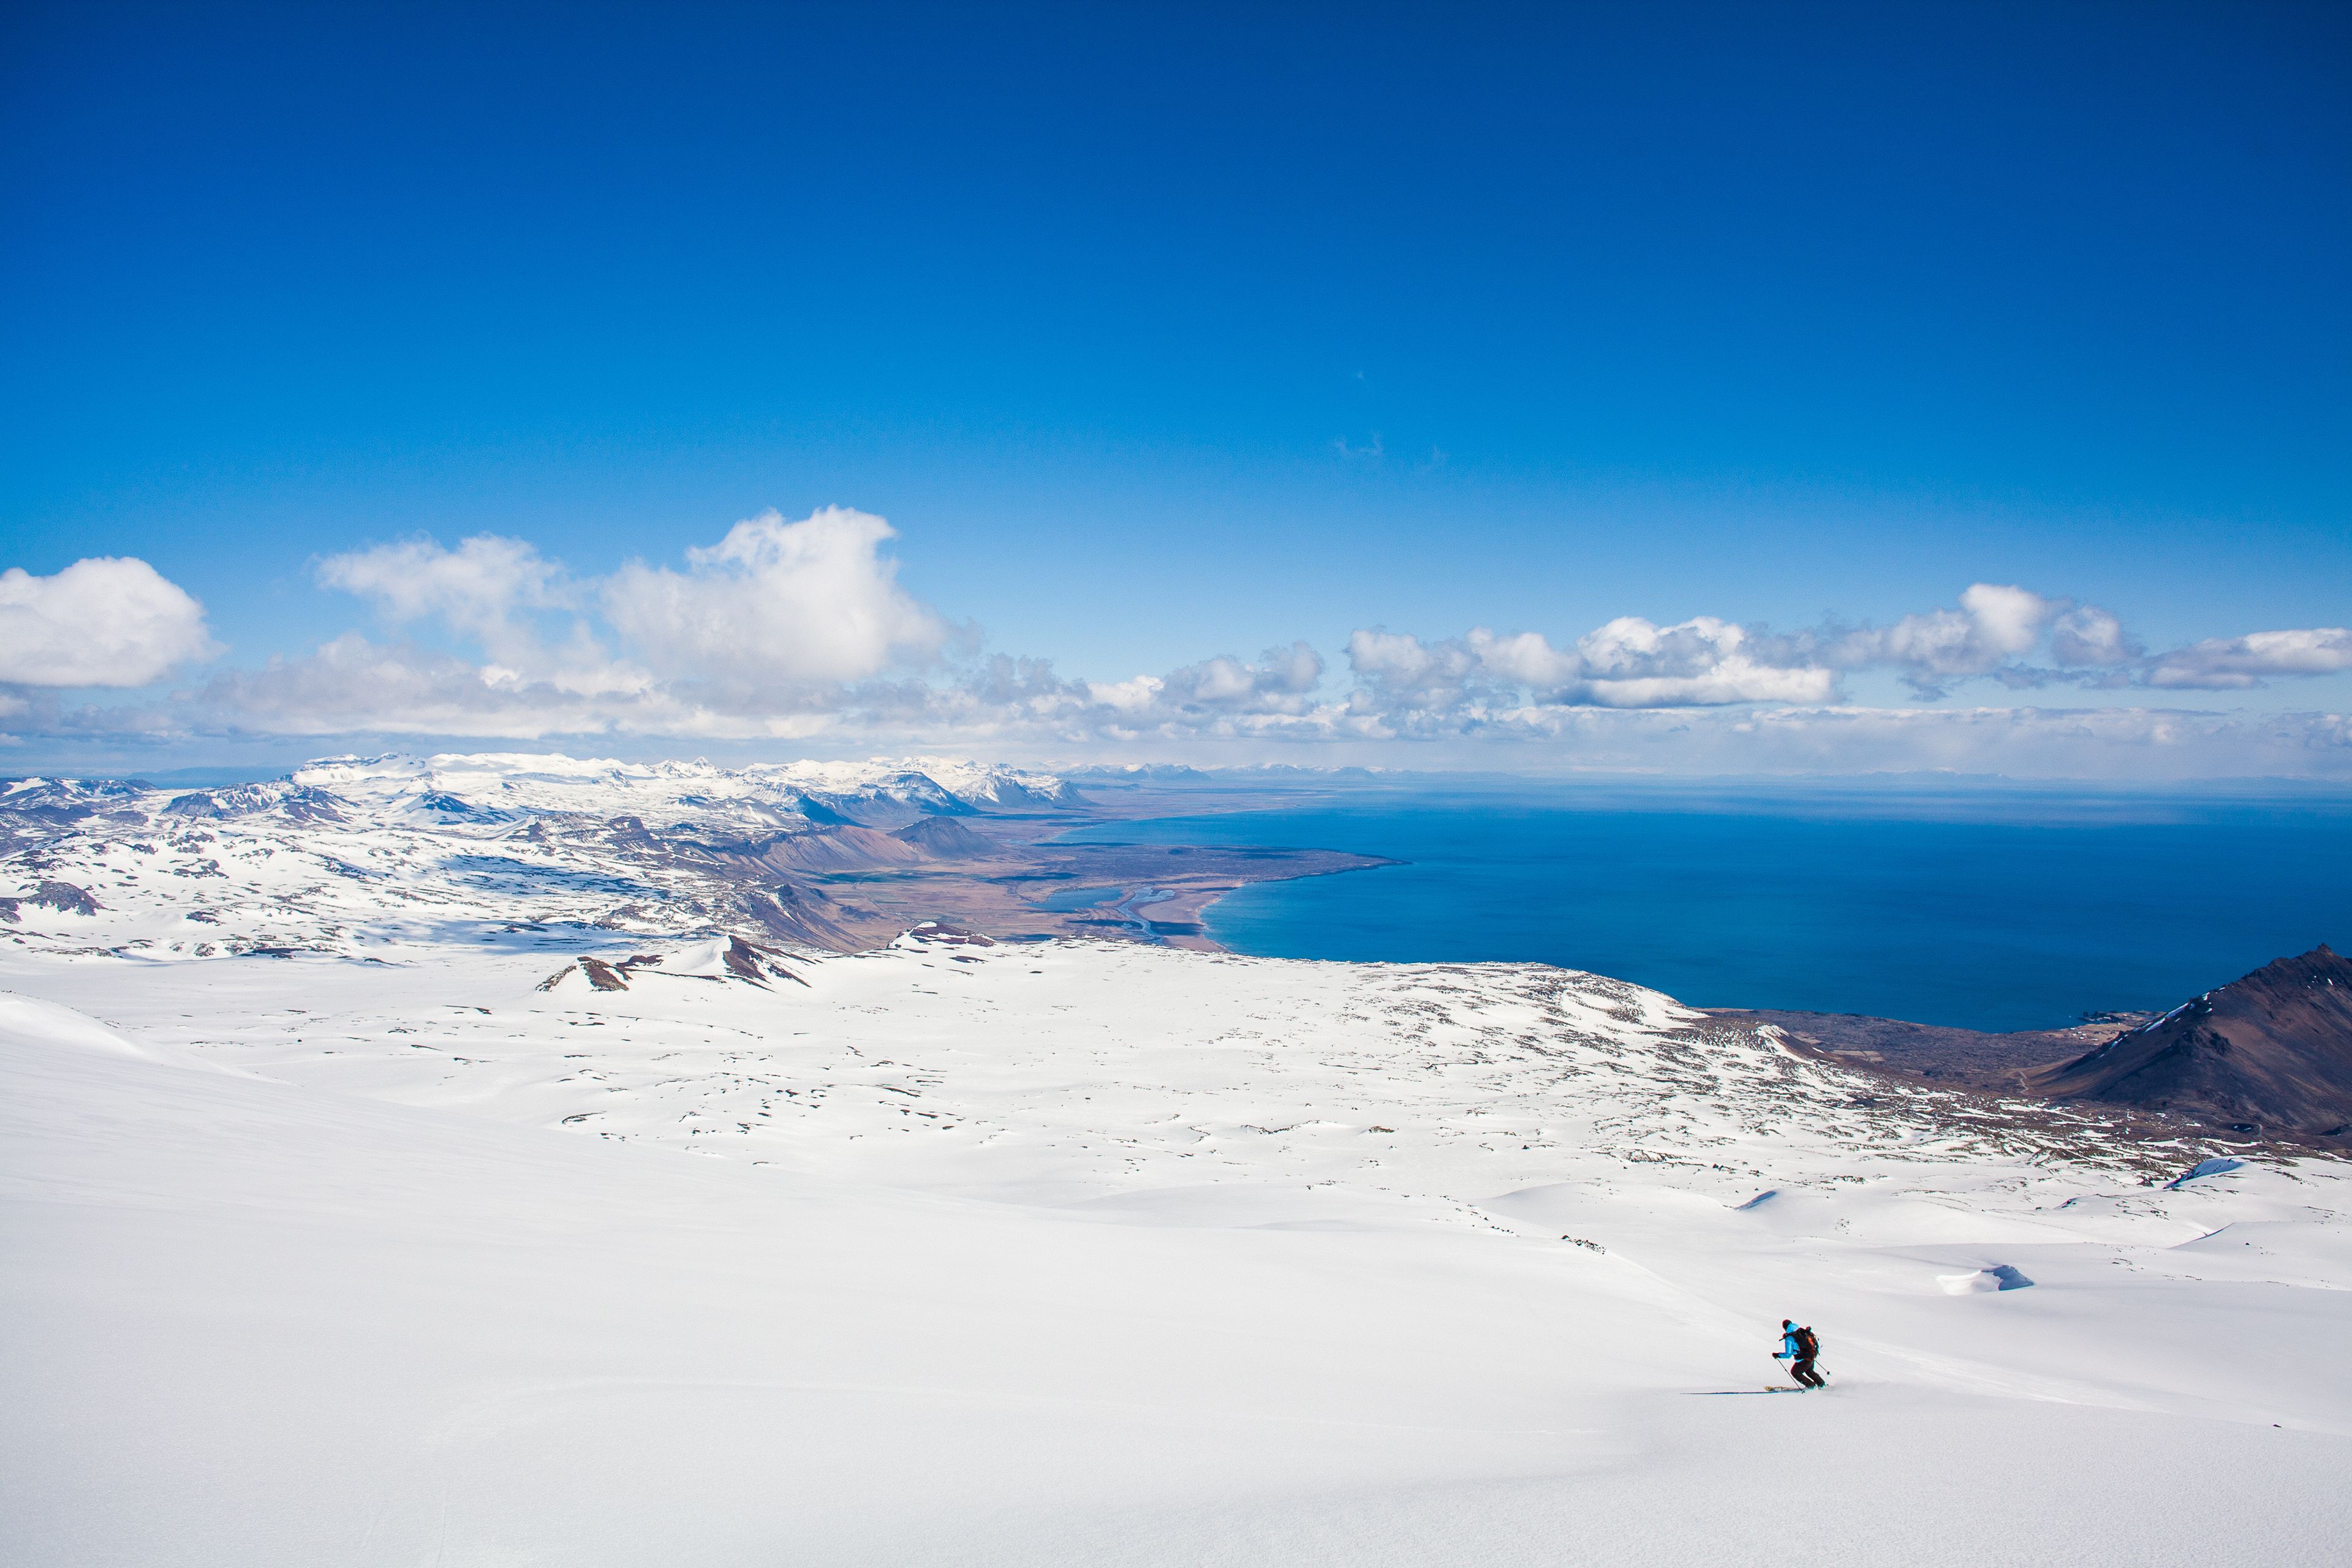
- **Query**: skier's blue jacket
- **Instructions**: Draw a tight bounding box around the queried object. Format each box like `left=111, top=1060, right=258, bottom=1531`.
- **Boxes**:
left=1777, top=1328, right=1806, bottom=1360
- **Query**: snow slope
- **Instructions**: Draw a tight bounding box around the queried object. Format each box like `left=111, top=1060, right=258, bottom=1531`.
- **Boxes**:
left=5, top=760, right=2351, bottom=1565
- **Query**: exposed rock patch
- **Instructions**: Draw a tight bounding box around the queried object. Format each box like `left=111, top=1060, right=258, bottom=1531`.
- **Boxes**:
left=1719, top=944, right=2351, bottom=1149
left=890, top=817, right=997, bottom=859
left=722, top=935, right=806, bottom=988
left=2030, top=944, right=2352, bottom=1136
left=729, top=826, right=925, bottom=876
left=907, top=921, right=994, bottom=947
left=0, top=881, right=103, bottom=921
left=162, top=783, right=349, bottom=824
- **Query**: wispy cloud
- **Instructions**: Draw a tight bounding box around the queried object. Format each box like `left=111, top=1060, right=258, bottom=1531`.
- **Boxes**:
left=317, top=533, right=574, bottom=650
left=2146, top=628, right=2352, bottom=690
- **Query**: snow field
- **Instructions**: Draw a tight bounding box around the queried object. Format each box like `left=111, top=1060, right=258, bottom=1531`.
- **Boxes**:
left=6, top=932, right=2351, bottom=1565
left=6, top=758, right=2351, bottom=1564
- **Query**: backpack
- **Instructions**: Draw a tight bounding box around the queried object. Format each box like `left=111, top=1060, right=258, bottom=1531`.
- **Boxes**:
left=1794, top=1327, right=1820, bottom=1359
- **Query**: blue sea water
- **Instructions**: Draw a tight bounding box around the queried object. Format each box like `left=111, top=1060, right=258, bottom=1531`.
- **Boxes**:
left=1027, top=884, right=1126, bottom=913
left=1059, top=784, right=2352, bottom=1032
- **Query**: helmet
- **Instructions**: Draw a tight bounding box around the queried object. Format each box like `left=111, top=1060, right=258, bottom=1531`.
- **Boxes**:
left=1782, top=1319, right=1794, bottom=1327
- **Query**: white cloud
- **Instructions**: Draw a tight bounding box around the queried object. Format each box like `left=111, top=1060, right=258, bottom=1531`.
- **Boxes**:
left=317, top=535, right=572, bottom=666
left=0, top=557, right=216, bottom=687
left=1157, top=643, right=1325, bottom=713
left=184, top=510, right=957, bottom=747
left=1463, top=628, right=1579, bottom=690
left=1347, top=630, right=1481, bottom=700
left=2049, top=605, right=2141, bottom=668
left=315, top=534, right=648, bottom=698
left=12, top=526, right=2350, bottom=785
left=1336, top=588, right=2348, bottom=721
left=1828, top=583, right=2063, bottom=694
left=2146, top=628, right=2352, bottom=690
left=1347, top=618, right=1834, bottom=710
left=1493, top=703, right=2352, bottom=780
left=1086, top=674, right=1165, bottom=714
left=187, top=635, right=834, bottom=742
left=200, top=635, right=596, bottom=739
left=602, top=508, right=948, bottom=687
left=1558, top=616, right=1837, bottom=707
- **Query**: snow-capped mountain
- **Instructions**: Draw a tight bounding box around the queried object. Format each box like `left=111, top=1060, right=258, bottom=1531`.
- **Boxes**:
left=0, top=752, right=1087, bottom=962
left=284, top=751, right=1076, bottom=830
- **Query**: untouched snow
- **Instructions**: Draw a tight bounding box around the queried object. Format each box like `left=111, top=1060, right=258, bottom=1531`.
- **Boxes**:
left=4, top=764, right=2351, bottom=1564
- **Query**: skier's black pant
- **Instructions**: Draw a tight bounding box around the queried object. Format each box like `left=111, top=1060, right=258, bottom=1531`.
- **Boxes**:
left=1790, top=1357, right=1824, bottom=1388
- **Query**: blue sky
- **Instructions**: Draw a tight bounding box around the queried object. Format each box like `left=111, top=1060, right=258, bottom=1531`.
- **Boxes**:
left=2, top=2, right=2348, bottom=775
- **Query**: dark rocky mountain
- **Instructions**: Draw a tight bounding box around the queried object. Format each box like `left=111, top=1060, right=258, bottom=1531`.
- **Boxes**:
left=798, top=793, right=924, bottom=829
left=1704, top=943, right=2351, bottom=1147
left=890, top=817, right=997, bottom=858
left=2029, top=945, right=2352, bottom=1136
left=727, top=826, right=926, bottom=876
left=742, top=880, right=870, bottom=951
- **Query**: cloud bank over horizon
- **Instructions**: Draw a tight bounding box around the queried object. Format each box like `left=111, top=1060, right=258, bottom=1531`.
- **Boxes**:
left=4, top=509, right=2349, bottom=780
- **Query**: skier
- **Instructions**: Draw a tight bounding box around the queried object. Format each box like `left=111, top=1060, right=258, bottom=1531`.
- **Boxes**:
left=1774, top=1319, right=1825, bottom=1388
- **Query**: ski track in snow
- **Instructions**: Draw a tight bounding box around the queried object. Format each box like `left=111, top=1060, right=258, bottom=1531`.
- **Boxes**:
left=4, top=756, right=2350, bottom=1566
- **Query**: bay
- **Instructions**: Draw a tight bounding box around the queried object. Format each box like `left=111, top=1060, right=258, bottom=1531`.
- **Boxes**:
left=1058, top=783, right=2352, bottom=1031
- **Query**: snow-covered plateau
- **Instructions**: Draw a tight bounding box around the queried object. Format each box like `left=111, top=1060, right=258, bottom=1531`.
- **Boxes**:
left=3, top=756, right=2348, bottom=1566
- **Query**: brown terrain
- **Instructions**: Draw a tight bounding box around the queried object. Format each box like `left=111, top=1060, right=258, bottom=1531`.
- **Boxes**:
left=0, top=770, right=1393, bottom=961
left=1696, top=1006, right=2157, bottom=1093
left=1708, top=943, right=2352, bottom=1150
left=613, top=782, right=1396, bottom=955
left=2029, top=944, right=2352, bottom=1136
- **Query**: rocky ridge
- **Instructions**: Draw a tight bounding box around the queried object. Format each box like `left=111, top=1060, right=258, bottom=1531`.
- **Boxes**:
left=2031, top=944, right=2352, bottom=1136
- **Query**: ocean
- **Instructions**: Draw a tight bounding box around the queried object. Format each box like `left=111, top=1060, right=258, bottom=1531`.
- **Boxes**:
left=1059, top=783, right=2352, bottom=1031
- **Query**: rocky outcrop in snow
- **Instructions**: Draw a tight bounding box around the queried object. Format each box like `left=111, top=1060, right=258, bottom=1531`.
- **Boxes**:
left=161, top=782, right=350, bottom=824
left=2031, top=944, right=2352, bottom=1136
left=0, top=881, right=102, bottom=921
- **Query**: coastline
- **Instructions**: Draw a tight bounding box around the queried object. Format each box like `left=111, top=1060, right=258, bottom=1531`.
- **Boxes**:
left=770, top=783, right=1396, bottom=952
left=1015, top=783, right=1398, bottom=954
left=1077, top=853, right=1397, bottom=954
left=1002, top=785, right=2352, bottom=1037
